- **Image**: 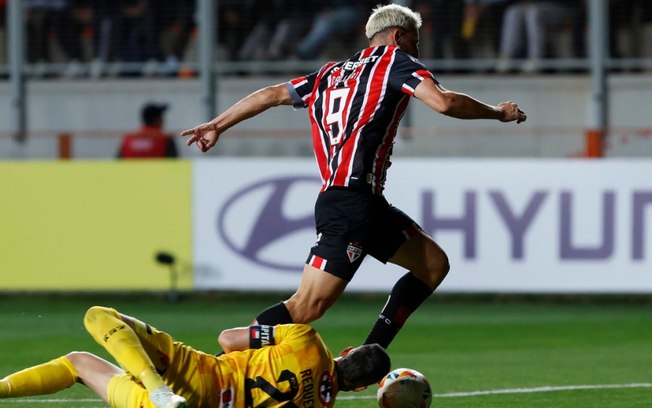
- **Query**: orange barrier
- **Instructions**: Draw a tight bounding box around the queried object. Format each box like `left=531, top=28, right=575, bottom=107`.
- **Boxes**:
left=57, top=132, right=72, bottom=160
left=585, top=129, right=604, bottom=158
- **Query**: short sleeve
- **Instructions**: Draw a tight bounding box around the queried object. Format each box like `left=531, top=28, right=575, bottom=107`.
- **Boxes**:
left=387, top=49, right=438, bottom=97
left=273, top=324, right=316, bottom=344
left=286, top=71, right=319, bottom=109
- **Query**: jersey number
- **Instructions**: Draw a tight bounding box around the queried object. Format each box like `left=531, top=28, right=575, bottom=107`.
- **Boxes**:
left=325, top=87, right=351, bottom=145
left=244, top=369, right=299, bottom=408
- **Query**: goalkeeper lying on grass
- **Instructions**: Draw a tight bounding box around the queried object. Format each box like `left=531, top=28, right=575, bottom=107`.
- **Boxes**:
left=1, top=306, right=390, bottom=408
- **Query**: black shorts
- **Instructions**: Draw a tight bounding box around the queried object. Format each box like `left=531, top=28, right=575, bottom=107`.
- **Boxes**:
left=306, top=188, right=422, bottom=282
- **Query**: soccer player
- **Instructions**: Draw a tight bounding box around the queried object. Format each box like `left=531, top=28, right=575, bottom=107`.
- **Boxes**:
left=181, top=4, right=527, bottom=349
left=0, top=305, right=390, bottom=408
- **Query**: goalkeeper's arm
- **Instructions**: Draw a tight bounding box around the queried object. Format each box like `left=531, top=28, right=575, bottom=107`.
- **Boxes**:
left=218, top=325, right=276, bottom=354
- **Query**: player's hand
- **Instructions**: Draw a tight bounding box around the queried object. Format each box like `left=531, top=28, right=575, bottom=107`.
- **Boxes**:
left=180, top=122, right=220, bottom=153
left=497, top=101, right=527, bottom=124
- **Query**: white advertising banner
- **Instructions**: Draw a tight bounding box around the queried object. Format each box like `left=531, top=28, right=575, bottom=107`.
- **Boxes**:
left=192, top=158, right=652, bottom=293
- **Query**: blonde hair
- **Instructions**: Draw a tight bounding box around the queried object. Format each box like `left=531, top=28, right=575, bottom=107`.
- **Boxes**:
left=365, top=3, right=422, bottom=40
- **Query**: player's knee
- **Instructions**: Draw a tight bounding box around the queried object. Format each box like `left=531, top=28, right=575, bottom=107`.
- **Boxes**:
left=420, top=251, right=450, bottom=288
left=290, top=308, right=322, bottom=324
left=65, top=351, right=92, bottom=366
left=298, top=308, right=325, bottom=323
left=307, top=301, right=329, bottom=321
left=83, top=306, right=105, bottom=329
left=83, top=306, right=117, bottom=330
left=434, top=253, right=451, bottom=277
left=287, top=298, right=329, bottom=323
left=65, top=351, right=99, bottom=379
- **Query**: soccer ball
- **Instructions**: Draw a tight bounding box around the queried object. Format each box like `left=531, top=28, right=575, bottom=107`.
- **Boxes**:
left=376, top=368, right=432, bottom=408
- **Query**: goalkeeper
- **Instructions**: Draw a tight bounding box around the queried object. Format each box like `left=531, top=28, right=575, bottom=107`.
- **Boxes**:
left=0, top=305, right=390, bottom=408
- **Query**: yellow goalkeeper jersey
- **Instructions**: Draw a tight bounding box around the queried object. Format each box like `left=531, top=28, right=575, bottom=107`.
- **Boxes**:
left=190, top=324, right=339, bottom=408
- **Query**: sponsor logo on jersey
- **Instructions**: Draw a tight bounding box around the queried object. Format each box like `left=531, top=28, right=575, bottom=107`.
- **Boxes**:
left=342, top=55, right=378, bottom=71
left=346, top=242, right=362, bottom=263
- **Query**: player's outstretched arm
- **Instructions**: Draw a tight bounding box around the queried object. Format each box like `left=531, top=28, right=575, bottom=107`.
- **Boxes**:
left=180, top=83, right=293, bottom=153
left=218, top=327, right=251, bottom=353
left=413, top=79, right=527, bottom=124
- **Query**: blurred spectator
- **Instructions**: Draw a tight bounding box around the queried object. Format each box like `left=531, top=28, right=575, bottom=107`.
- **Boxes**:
left=88, top=1, right=141, bottom=77
left=87, top=0, right=119, bottom=77
left=118, top=0, right=160, bottom=72
left=400, top=0, right=507, bottom=64
left=87, top=0, right=164, bottom=77
left=573, top=0, right=652, bottom=60
left=0, top=0, right=6, bottom=64
left=296, top=0, right=371, bottom=60
left=237, top=0, right=306, bottom=60
left=607, top=0, right=635, bottom=59
left=218, top=0, right=256, bottom=60
left=495, top=0, right=581, bottom=73
left=26, top=0, right=89, bottom=77
left=413, top=0, right=468, bottom=60
left=157, top=0, right=195, bottom=76
left=118, top=103, right=178, bottom=159
left=459, top=0, right=509, bottom=58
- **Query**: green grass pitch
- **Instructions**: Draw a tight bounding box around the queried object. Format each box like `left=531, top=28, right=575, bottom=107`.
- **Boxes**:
left=1, top=293, right=651, bottom=407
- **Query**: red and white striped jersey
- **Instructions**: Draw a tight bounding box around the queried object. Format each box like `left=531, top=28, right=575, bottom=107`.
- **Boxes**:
left=287, top=45, right=437, bottom=195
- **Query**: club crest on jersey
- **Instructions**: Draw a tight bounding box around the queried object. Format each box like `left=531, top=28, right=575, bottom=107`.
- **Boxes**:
left=318, top=371, right=334, bottom=407
left=219, top=387, right=233, bottom=408
left=346, top=242, right=362, bottom=263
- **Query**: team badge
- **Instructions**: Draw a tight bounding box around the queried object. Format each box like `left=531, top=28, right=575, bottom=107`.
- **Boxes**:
left=346, top=242, right=362, bottom=263
left=219, top=387, right=233, bottom=408
left=318, top=371, right=334, bottom=406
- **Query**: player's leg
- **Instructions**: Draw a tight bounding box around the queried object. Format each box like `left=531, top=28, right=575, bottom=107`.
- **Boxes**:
left=120, top=313, right=199, bottom=408
left=256, top=263, right=348, bottom=324
left=83, top=306, right=186, bottom=408
left=390, top=230, right=450, bottom=289
left=256, top=189, right=364, bottom=325
left=0, top=350, right=125, bottom=404
left=0, top=354, right=79, bottom=398
left=286, top=263, right=349, bottom=323
left=66, top=351, right=123, bottom=403
left=364, top=204, right=450, bottom=348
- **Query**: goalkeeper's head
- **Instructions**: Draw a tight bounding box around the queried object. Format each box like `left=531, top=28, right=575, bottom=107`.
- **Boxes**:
left=335, top=343, right=391, bottom=391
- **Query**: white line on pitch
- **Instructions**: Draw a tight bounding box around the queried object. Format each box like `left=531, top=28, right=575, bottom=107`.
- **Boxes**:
left=338, top=382, right=652, bottom=400
left=6, top=398, right=102, bottom=404
left=433, top=383, right=652, bottom=398
left=9, top=382, right=652, bottom=404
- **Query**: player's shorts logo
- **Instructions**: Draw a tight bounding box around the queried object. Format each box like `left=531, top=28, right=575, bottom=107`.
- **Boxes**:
left=346, top=242, right=362, bottom=263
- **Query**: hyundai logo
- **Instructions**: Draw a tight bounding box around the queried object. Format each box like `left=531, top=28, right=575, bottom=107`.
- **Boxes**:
left=217, top=176, right=321, bottom=271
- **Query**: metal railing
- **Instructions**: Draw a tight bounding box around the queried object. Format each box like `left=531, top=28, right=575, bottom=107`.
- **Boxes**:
left=3, top=0, right=651, bottom=158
